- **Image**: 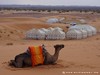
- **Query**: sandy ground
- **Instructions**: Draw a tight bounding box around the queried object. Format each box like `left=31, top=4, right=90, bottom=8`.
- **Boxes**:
left=0, top=11, right=100, bottom=75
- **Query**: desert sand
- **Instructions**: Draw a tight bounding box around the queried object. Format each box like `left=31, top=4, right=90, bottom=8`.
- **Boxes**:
left=0, top=11, right=100, bottom=75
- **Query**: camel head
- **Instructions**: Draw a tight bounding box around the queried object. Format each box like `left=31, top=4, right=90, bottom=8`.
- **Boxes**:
left=54, top=44, right=64, bottom=52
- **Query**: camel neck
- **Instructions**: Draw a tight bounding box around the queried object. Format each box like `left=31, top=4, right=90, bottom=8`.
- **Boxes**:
left=54, top=50, right=60, bottom=56
left=53, top=48, right=60, bottom=62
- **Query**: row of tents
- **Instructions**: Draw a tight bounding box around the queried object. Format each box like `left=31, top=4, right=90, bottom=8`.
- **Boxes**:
left=25, top=25, right=97, bottom=40
left=26, top=27, right=65, bottom=40
left=46, top=18, right=86, bottom=24
left=26, top=27, right=65, bottom=39
left=66, top=25, right=97, bottom=39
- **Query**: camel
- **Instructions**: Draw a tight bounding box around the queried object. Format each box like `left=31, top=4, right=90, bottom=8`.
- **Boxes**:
left=9, top=44, right=64, bottom=68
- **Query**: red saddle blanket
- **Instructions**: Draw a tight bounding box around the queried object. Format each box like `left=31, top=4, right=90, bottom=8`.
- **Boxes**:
left=28, top=46, right=44, bottom=67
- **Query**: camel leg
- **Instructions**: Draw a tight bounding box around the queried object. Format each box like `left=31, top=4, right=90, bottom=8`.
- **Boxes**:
left=52, top=63, right=57, bottom=65
left=9, top=60, right=15, bottom=66
left=15, top=60, right=23, bottom=68
left=10, top=60, right=23, bottom=68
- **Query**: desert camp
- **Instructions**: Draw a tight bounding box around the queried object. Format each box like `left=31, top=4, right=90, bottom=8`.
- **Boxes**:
left=0, top=4, right=100, bottom=75
left=25, top=25, right=97, bottom=40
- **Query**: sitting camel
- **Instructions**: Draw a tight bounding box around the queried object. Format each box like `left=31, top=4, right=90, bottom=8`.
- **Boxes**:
left=9, top=44, right=64, bottom=68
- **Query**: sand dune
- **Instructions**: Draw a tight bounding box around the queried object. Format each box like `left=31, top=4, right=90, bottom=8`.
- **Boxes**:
left=0, top=12, right=100, bottom=75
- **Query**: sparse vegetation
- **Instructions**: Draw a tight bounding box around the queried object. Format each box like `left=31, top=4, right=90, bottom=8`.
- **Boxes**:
left=10, top=31, right=14, bottom=34
left=7, top=34, right=10, bottom=37
left=6, top=43, right=13, bottom=45
left=4, top=32, right=6, bottom=33
left=0, top=31, right=2, bottom=33
left=47, top=10, right=51, bottom=12
left=0, top=5, right=100, bottom=13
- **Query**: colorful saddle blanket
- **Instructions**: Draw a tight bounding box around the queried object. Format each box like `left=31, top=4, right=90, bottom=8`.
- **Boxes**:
left=28, top=46, right=44, bottom=67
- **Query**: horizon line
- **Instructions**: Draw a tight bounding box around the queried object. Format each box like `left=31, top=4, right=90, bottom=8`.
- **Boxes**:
left=0, top=4, right=100, bottom=7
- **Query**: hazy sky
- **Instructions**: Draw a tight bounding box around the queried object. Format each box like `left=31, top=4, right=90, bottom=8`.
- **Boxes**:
left=0, top=0, right=100, bottom=6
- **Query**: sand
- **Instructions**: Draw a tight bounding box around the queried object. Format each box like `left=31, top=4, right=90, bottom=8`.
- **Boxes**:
left=0, top=11, right=100, bottom=75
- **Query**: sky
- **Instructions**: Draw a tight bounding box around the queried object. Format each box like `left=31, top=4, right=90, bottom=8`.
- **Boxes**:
left=0, top=0, right=100, bottom=6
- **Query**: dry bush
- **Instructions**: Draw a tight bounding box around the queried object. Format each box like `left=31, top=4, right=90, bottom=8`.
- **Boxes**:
left=10, top=31, right=14, bottom=34
left=7, top=34, right=10, bottom=37
left=6, top=43, right=13, bottom=45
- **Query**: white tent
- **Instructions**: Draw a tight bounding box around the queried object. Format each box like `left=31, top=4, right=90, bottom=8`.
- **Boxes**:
left=66, top=29, right=82, bottom=40
left=79, top=19, right=87, bottom=24
left=68, top=27, right=87, bottom=39
left=68, top=25, right=96, bottom=37
left=26, top=29, right=46, bottom=40
left=34, top=30, right=46, bottom=40
left=54, top=27, right=63, bottom=31
left=53, top=29, right=65, bottom=40
left=46, top=18, right=59, bottom=24
left=83, top=25, right=97, bottom=35
left=46, top=29, right=65, bottom=40
left=25, top=28, right=37, bottom=39
left=59, top=17, right=65, bottom=22
left=40, top=28, right=50, bottom=33
left=78, top=29, right=87, bottom=38
left=77, top=25, right=97, bottom=36
left=48, top=27, right=55, bottom=31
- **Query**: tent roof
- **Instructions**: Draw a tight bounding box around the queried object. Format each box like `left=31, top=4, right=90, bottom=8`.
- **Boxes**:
left=47, top=18, right=59, bottom=24
left=67, top=29, right=82, bottom=34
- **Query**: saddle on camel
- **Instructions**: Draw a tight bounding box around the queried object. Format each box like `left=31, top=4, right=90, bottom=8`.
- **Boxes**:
left=29, top=46, right=44, bottom=67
